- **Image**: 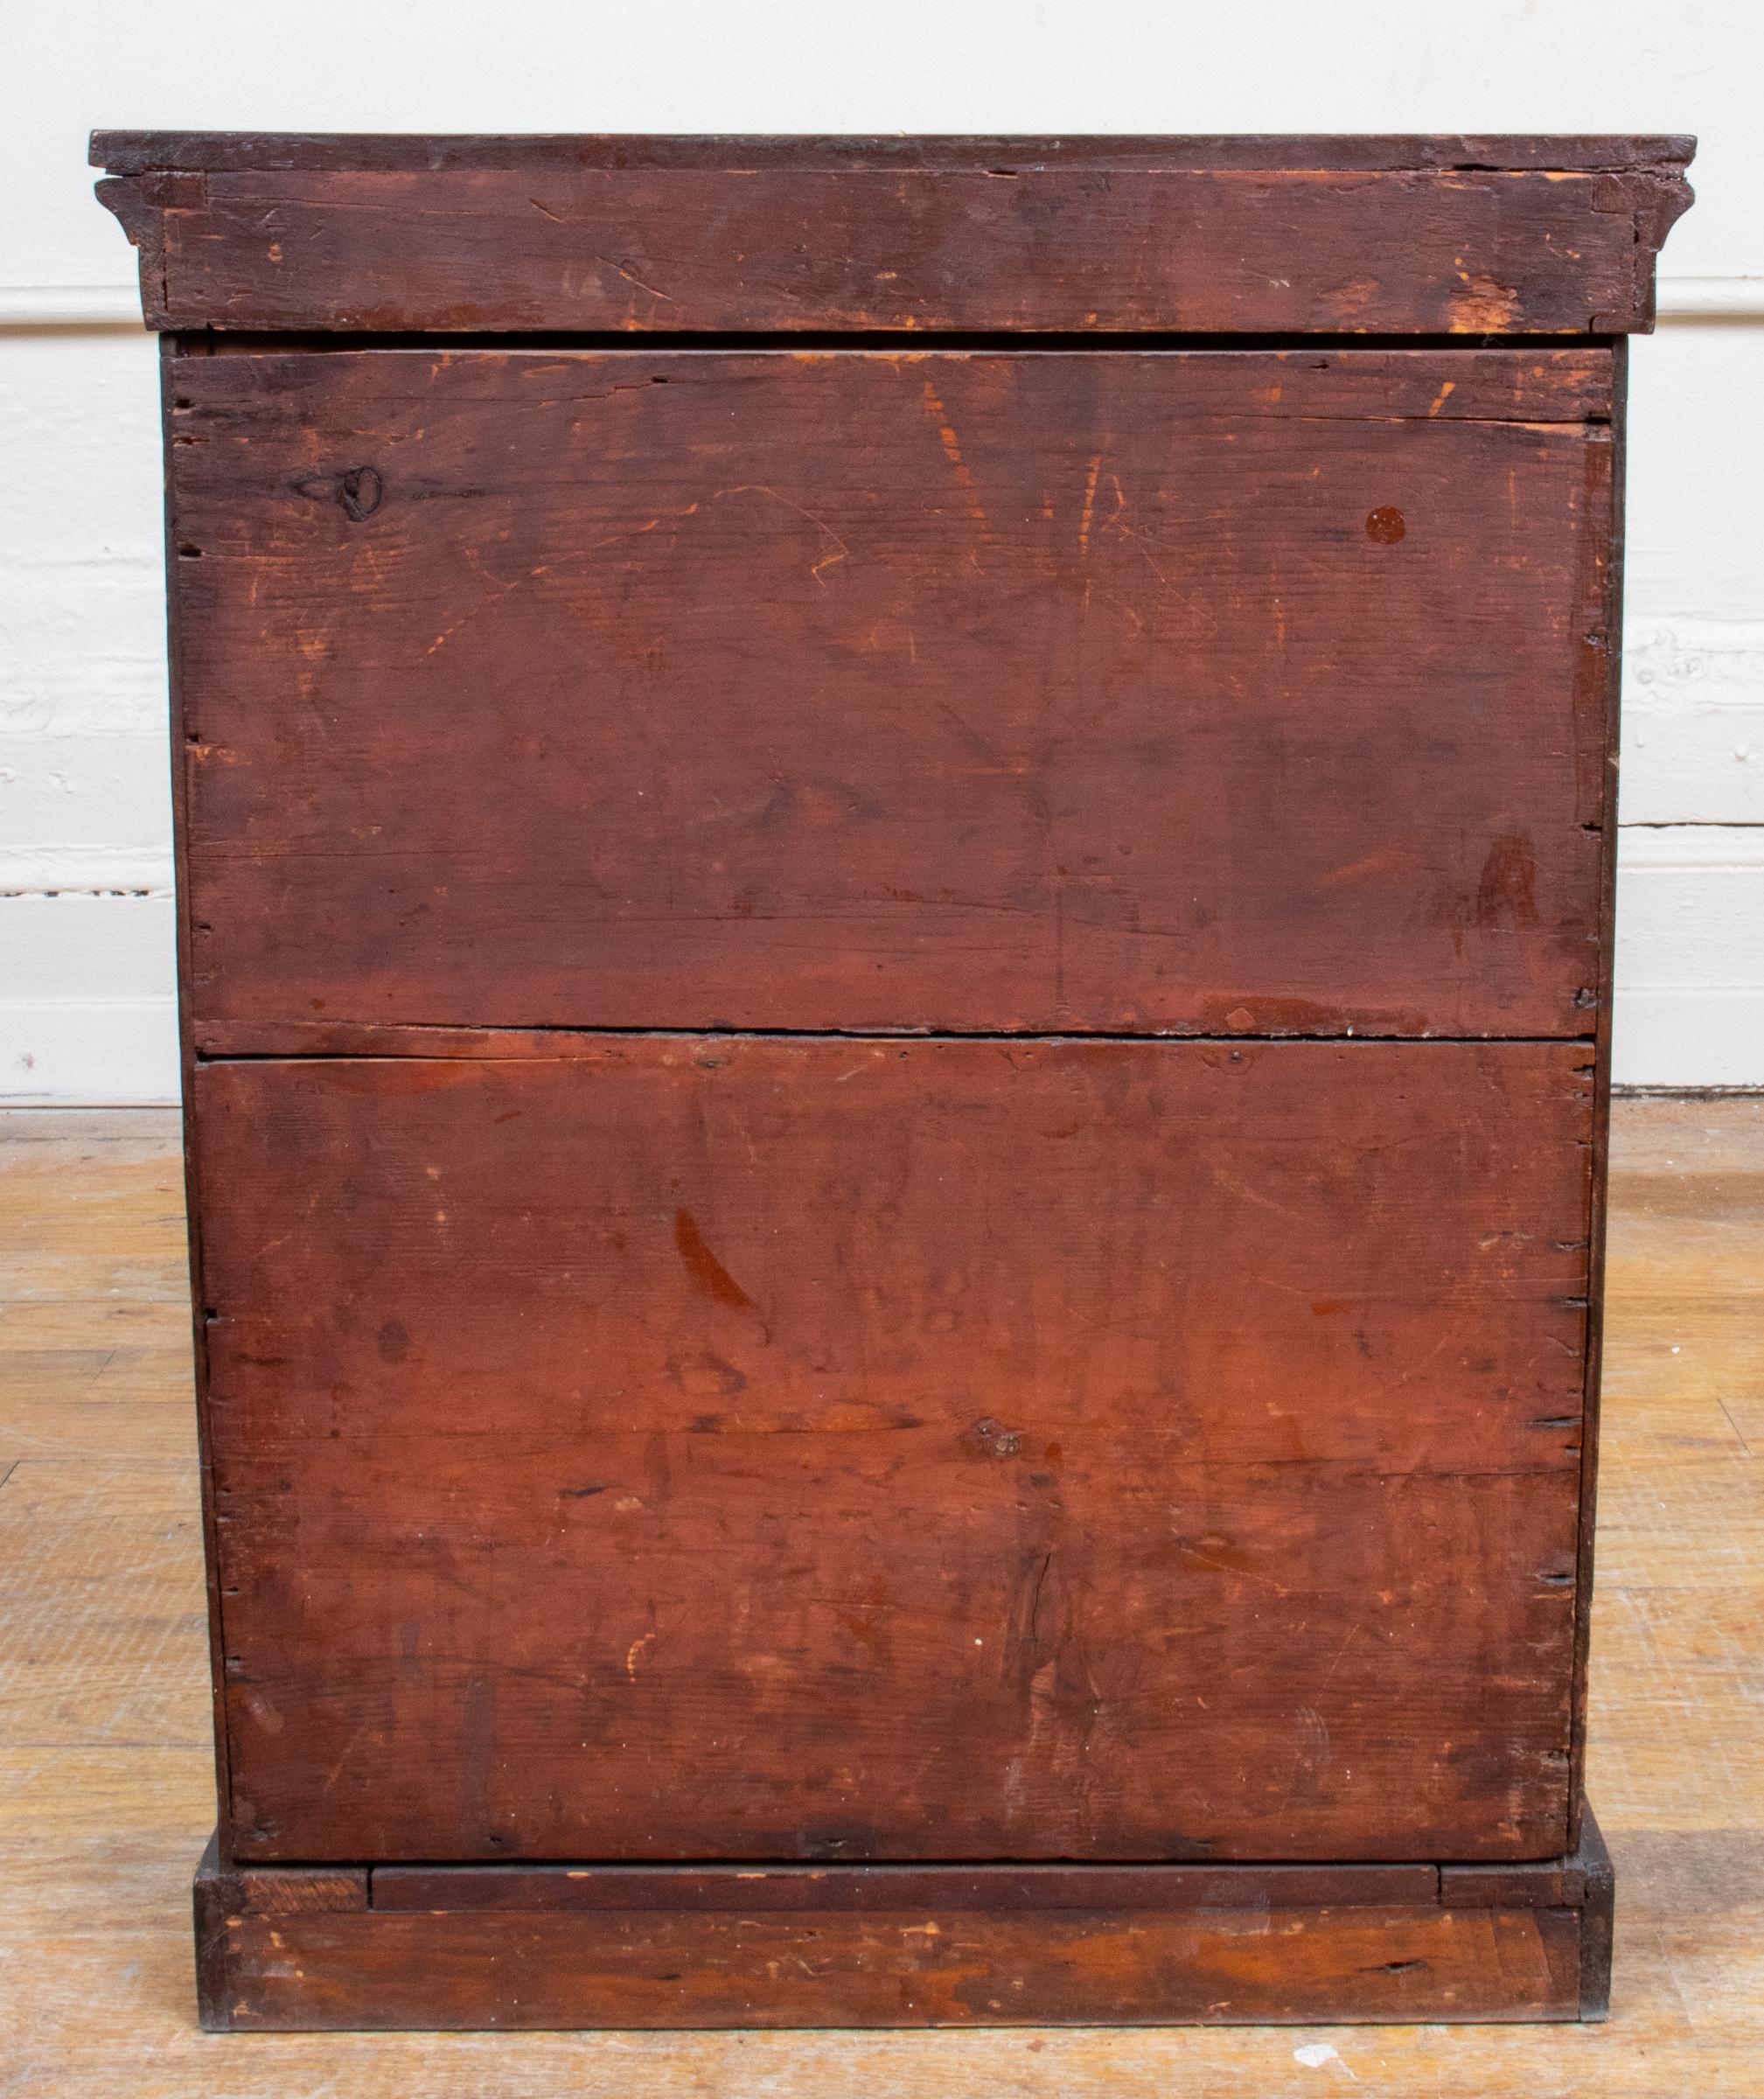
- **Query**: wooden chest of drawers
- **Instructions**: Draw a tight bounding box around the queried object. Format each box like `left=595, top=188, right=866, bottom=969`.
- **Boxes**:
left=94, top=129, right=1693, bottom=2029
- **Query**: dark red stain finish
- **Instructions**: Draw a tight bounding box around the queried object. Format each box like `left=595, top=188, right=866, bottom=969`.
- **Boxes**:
left=87, top=129, right=1691, bottom=2029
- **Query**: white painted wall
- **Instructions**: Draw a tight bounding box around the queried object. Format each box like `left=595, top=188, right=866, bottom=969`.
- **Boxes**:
left=3, top=1, right=1759, bottom=1100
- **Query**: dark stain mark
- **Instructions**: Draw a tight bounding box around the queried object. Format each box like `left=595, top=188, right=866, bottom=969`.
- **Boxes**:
left=1374, top=1959, right=1426, bottom=1974
left=338, top=465, right=384, bottom=520
left=375, top=1318, right=409, bottom=1364
left=963, top=1418, right=1022, bottom=1460
left=492, top=1109, right=522, bottom=1125
left=754, top=782, right=796, bottom=830
left=673, top=1209, right=762, bottom=1322
left=295, top=464, right=384, bottom=520
left=1311, top=1298, right=1350, bottom=1316
left=561, top=1483, right=608, bottom=1499
left=1476, top=833, right=1539, bottom=927
left=1365, top=505, right=1406, bottom=544
left=1042, top=1441, right=1063, bottom=1463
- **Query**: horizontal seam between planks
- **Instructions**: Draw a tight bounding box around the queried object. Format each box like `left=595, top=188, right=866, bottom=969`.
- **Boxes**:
left=168, top=328, right=1625, bottom=356
left=193, top=1029, right=1600, bottom=1061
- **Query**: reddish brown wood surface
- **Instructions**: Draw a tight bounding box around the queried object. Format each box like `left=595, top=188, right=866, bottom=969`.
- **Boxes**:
left=170, top=346, right=1613, bottom=1044
left=192, top=1823, right=1614, bottom=2028
left=92, top=134, right=1694, bottom=335
left=192, top=1038, right=1590, bottom=1865
left=87, top=130, right=1676, bottom=2026
left=368, top=1861, right=1443, bottom=1913
left=202, top=1899, right=1585, bottom=2030
left=91, top=132, right=1698, bottom=175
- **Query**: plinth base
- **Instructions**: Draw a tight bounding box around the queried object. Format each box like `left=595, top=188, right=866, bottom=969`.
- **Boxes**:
left=193, top=1814, right=1614, bottom=2030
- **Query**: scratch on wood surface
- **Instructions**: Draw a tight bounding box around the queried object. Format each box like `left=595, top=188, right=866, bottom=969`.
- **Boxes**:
left=710, top=485, right=847, bottom=585
left=919, top=380, right=992, bottom=541
left=1078, top=455, right=1102, bottom=552
left=594, top=254, right=678, bottom=304
left=316, top=1719, right=372, bottom=1798
left=1100, top=472, right=1169, bottom=585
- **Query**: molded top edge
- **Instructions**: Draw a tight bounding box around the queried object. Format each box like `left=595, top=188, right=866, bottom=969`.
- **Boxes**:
left=90, top=129, right=1697, bottom=177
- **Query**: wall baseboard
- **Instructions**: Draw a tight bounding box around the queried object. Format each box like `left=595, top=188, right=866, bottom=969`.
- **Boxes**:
left=0, top=999, right=179, bottom=1105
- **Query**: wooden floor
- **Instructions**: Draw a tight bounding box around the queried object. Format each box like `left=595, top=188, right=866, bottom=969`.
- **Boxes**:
left=2, top=1098, right=1759, bottom=2096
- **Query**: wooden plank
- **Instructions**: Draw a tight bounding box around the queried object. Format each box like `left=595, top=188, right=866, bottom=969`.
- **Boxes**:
left=1442, top=1863, right=1587, bottom=1907
left=192, top=1038, right=1590, bottom=1865
left=179, top=340, right=1619, bottom=416
left=89, top=132, right=1700, bottom=177
left=169, top=347, right=1614, bottom=1044
left=369, top=1861, right=1441, bottom=1913
left=1565, top=335, right=1625, bottom=1854
left=91, top=144, right=1694, bottom=336
left=235, top=1866, right=367, bottom=1914
left=203, top=1895, right=1586, bottom=2029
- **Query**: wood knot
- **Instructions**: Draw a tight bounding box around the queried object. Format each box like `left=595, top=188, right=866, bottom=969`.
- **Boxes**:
left=964, top=1418, right=1022, bottom=1460
left=295, top=465, right=385, bottom=520
left=338, top=465, right=384, bottom=520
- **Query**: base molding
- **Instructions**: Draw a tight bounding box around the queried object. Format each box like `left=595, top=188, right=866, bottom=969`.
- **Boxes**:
left=194, top=1815, right=1614, bottom=2030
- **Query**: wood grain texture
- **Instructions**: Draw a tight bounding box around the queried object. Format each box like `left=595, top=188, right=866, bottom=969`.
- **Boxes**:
left=203, top=1900, right=1586, bottom=2031
left=4, top=1099, right=1761, bottom=2081
left=191, top=1039, right=1591, bottom=1865
left=368, top=1861, right=1444, bottom=1914
left=169, top=346, right=1613, bottom=1044
left=89, top=135, right=1695, bottom=335
left=198, top=1824, right=1614, bottom=2029
left=1569, top=335, right=1628, bottom=1854
left=89, top=133, right=1701, bottom=176
left=80, top=129, right=1699, bottom=2033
